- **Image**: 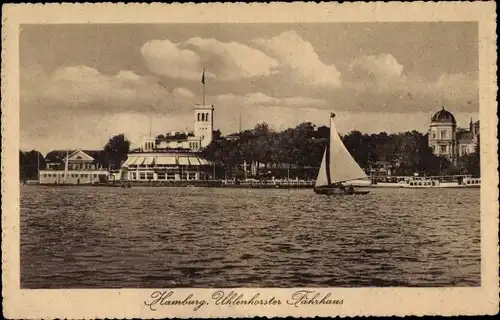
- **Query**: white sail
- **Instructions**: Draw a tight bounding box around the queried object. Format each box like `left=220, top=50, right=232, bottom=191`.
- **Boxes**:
left=315, top=150, right=329, bottom=187
left=315, top=113, right=367, bottom=188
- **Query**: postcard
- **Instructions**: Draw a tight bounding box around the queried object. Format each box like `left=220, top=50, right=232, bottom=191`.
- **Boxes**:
left=2, top=2, right=498, bottom=318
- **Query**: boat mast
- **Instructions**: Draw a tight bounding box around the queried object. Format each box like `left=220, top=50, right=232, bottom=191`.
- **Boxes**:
left=325, top=113, right=336, bottom=186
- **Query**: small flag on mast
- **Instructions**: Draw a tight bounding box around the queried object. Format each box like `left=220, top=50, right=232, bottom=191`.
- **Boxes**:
left=201, top=68, right=206, bottom=105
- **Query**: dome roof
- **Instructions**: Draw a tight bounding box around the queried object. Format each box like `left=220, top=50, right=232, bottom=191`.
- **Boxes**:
left=431, top=106, right=456, bottom=124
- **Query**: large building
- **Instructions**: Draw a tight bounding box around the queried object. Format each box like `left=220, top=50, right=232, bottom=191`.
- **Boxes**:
left=120, top=104, right=215, bottom=182
left=148, top=104, right=215, bottom=151
left=428, top=106, right=479, bottom=162
left=39, top=149, right=109, bottom=184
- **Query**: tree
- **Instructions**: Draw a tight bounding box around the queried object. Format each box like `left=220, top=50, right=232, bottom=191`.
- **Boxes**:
left=19, top=150, right=45, bottom=181
left=103, top=134, right=131, bottom=170
left=212, top=129, right=222, bottom=140
left=253, top=122, right=272, bottom=136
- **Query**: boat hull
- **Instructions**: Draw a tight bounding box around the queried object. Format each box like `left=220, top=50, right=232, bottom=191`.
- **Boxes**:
left=314, top=187, right=370, bottom=195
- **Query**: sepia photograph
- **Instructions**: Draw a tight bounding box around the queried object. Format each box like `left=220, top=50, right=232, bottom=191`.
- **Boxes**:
left=2, top=2, right=498, bottom=319
left=19, top=21, right=482, bottom=288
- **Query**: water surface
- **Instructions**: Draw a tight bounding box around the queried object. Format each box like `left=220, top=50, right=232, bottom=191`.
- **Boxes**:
left=21, top=186, right=480, bottom=288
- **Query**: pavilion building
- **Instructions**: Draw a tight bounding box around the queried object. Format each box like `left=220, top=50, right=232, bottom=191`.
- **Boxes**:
left=39, top=149, right=109, bottom=184
left=119, top=104, right=215, bottom=182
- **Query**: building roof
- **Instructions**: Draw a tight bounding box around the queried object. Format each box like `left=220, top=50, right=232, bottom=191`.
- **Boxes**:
left=431, top=106, right=456, bottom=124
left=130, top=147, right=193, bottom=153
left=122, top=153, right=211, bottom=167
left=45, top=150, right=104, bottom=163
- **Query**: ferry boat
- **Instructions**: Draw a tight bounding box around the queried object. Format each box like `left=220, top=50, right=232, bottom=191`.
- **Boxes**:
left=369, top=175, right=480, bottom=189
left=401, top=176, right=480, bottom=188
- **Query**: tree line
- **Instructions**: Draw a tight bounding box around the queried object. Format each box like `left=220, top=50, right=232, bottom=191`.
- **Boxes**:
left=19, top=122, right=480, bottom=181
left=201, top=122, right=481, bottom=179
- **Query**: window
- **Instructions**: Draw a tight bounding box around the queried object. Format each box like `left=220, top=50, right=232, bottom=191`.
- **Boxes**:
left=166, top=173, right=176, bottom=180
left=440, top=145, right=447, bottom=153
left=146, top=172, right=154, bottom=180
left=432, top=130, right=436, bottom=139
left=441, top=130, right=447, bottom=139
left=139, top=173, right=146, bottom=180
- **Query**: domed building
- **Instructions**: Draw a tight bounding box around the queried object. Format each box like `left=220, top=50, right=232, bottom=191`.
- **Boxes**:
left=428, top=106, right=479, bottom=163
left=428, top=106, right=457, bottom=159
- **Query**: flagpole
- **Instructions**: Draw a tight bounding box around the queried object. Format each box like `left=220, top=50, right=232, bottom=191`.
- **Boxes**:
left=149, top=105, right=152, bottom=137
left=202, top=68, right=206, bottom=105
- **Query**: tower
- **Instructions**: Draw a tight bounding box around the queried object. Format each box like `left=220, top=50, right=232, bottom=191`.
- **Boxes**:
left=142, top=136, right=155, bottom=152
left=193, top=104, right=214, bottom=148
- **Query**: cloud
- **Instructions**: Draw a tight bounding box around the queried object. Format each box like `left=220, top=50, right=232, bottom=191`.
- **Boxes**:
left=22, top=65, right=196, bottom=115
left=215, top=92, right=328, bottom=109
left=141, top=30, right=342, bottom=88
left=172, top=87, right=195, bottom=98
left=184, top=37, right=279, bottom=80
left=339, top=53, right=478, bottom=112
left=141, top=37, right=278, bottom=81
left=140, top=39, right=202, bottom=81
left=433, top=72, right=478, bottom=101
left=253, top=30, right=342, bottom=88
left=348, top=53, right=405, bottom=90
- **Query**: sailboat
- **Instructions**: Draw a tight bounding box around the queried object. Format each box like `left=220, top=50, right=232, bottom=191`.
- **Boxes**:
left=314, top=112, right=370, bottom=195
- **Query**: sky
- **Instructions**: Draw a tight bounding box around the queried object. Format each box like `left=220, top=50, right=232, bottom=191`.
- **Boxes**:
left=19, top=23, right=479, bottom=153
